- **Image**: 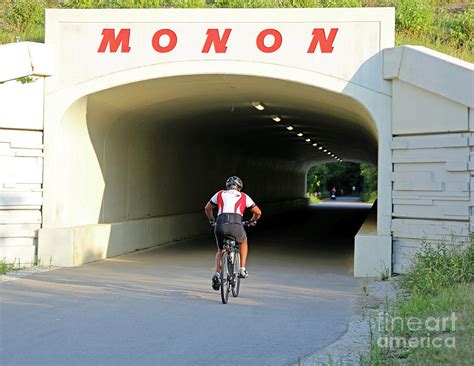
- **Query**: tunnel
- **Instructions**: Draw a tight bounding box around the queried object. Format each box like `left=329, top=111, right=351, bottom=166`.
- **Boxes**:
left=87, top=74, right=377, bottom=215
left=40, top=73, right=386, bottom=270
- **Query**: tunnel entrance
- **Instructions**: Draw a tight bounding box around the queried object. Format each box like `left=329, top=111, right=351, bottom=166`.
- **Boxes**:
left=38, top=7, right=394, bottom=276
left=40, top=73, right=390, bottom=276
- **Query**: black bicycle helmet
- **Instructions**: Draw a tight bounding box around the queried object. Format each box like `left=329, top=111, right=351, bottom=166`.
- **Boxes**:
left=226, top=176, right=243, bottom=190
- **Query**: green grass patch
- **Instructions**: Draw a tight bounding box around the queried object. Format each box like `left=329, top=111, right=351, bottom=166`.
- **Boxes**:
left=396, top=30, right=474, bottom=63
left=363, top=239, right=474, bottom=365
left=366, top=283, right=474, bottom=365
left=402, top=240, right=474, bottom=297
left=0, top=261, right=12, bottom=274
left=361, top=191, right=377, bottom=203
left=0, top=259, right=22, bottom=274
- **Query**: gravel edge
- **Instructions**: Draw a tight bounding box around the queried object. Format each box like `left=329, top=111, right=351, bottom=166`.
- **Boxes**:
left=1, top=265, right=61, bottom=283
left=296, top=278, right=399, bottom=366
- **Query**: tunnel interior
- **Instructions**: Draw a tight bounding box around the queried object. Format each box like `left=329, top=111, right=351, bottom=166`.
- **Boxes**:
left=53, top=74, right=379, bottom=263
left=70, top=75, right=378, bottom=223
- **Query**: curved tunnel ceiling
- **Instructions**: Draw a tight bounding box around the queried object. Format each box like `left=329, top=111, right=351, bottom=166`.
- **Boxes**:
left=87, top=74, right=378, bottom=168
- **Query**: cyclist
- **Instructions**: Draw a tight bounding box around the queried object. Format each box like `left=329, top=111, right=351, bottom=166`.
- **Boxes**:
left=204, top=176, right=262, bottom=291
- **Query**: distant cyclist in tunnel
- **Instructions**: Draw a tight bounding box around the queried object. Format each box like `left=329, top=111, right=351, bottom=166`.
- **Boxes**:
left=204, top=176, right=262, bottom=291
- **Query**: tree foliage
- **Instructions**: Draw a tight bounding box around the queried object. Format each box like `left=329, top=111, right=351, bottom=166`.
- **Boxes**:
left=2, top=0, right=45, bottom=36
left=306, top=162, right=377, bottom=202
left=360, top=163, right=377, bottom=193
left=306, top=162, right=363, bottom=195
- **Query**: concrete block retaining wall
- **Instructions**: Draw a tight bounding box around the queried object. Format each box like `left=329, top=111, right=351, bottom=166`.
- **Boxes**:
left=391, top=133, right=472, bottom=272
left=385, top=47, right=474, bottom=273
left=0, top=78, right=45, bottom=265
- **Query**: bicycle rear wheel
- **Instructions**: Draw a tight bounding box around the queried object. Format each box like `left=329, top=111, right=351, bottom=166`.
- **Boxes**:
left=232, top=252, right=241, bottom=297
left=220, top=252, right=230, bottom=304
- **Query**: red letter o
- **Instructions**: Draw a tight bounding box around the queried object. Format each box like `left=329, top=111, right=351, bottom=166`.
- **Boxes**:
left=256, top=29, right=282, bottom=53
left=152, top=29, right=177, bottom=53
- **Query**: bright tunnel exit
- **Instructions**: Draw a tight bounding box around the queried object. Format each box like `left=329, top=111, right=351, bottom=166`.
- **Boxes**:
left=40, top=74, right=384, bottom=271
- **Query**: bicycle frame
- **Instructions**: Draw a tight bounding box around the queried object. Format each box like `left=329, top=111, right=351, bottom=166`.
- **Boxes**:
left=220, top=236, right=240, bottom=304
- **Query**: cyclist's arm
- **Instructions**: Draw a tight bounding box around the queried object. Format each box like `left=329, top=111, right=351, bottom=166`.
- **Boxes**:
left=249, top=205, right=262, bottom=222
left=204, top=201, right=216, bottom=221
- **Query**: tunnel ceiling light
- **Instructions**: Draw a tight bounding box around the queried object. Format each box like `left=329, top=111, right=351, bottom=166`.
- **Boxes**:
left=312, top=142, right=318, bottom=146
left=286, top=125, right=294, bottom=131
left=323, top=149, right=327, bottom=152
left=252, top=102, right=265, bottom=111
left=272, top=115, right=281, bottom=122
left=327, top=152, right=331, bottom=155
left=297, top=132, right=303, bottom=137
left=318, top=146, right=323, bottom=150
left=305, top=138, right=311, bottom=143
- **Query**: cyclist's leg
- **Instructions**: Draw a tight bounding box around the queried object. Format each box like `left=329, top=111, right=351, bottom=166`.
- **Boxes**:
left=215, top=249, right=225, bottom=273
left=214, top=224, right=225, bottom=273
left=240, top=239, right=248, bottom=268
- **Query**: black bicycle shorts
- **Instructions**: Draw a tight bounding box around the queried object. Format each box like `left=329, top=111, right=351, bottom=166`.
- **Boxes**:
left=214, top=214, right=247, bottom=249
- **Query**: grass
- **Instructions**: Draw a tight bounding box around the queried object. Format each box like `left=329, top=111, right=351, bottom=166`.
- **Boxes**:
left=396, top=30, right=474, bottom=63
left=402, top=240, right=474, bottom=296
left=308, top=195, right=321, bottom=204
left=0, top=258, right=23, bottom=274
left=361, top=191, right=377, bottom=203
left=362, top=239, right=474, bottom=365
left=365, top=283, right=474, bottom=365
left=0, top=261, right=12, bottom=274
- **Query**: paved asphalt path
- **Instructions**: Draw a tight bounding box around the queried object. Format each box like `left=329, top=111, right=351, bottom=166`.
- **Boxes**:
left=1, top=199, right=371, bottom=366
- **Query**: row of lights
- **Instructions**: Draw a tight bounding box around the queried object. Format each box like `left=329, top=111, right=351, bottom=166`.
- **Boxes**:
left=252, top=102, right=343, bottom=162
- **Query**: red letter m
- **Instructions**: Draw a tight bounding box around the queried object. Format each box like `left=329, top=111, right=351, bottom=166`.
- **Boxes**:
left=307, top=28, right=338, bottom=53
left=98, top=29, right=131, bottom=53
left=202, top=29, right=232, bottom=53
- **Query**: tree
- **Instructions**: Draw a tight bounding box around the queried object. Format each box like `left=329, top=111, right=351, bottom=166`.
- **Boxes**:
left=307, top=162, right=363, bottom=195
left=360, top=163, right=377, bottom=192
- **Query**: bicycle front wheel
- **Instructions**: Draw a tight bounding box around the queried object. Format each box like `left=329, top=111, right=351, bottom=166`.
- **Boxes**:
left=232, top=252, right=241, bottom=297
left=220, top=252, right=230, bottom=304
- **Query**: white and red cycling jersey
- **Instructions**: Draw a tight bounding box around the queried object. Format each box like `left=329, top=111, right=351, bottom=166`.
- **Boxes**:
left=209, top=189, right=256, bottom=216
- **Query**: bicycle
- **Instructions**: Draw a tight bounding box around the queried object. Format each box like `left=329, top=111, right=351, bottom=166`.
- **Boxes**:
left=219, top=220, right=255, bottom=304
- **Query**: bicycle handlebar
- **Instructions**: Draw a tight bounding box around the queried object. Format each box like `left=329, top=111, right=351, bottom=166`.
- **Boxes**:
left=242, top=220, right=257, bottom=227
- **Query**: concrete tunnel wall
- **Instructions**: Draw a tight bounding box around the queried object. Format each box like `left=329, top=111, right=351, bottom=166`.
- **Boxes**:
left=39, top=74, right=382, bottom=266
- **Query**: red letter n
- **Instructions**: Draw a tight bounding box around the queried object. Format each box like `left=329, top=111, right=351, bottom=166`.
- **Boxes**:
left=307, top=28, right=338, bottom=54
left=202, top=29, right=232, bottom=53
left=98, top=29, right=131, bottom=53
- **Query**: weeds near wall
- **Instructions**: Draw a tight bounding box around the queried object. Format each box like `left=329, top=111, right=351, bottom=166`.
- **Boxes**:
left=15, top=76, right=37, bottom=84
left=0, top=257, right=24, bottom=274
left=402, top=239, right=474, bottom=297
